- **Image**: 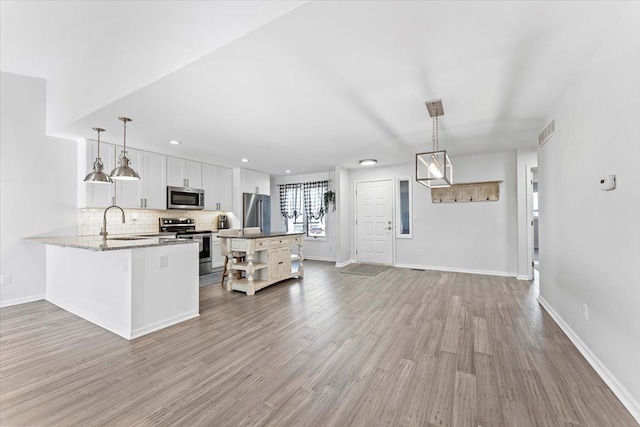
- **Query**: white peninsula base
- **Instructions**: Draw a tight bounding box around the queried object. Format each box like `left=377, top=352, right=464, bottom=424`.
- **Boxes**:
left=45, top=243, right=199, bottom=340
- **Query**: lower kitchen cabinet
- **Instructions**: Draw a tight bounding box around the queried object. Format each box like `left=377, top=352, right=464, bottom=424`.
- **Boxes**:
left=268, top=247, right=291, bottom=281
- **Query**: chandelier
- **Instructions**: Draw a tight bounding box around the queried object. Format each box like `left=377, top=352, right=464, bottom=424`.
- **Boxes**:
left=416, top=99, right=452, bottom=188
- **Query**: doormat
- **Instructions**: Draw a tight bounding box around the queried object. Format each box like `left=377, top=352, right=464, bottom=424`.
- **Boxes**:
left=340, top=263, right=389, bottom=276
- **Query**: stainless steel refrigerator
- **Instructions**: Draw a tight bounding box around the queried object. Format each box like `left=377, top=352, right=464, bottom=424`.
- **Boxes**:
left=243, top=193, right=271, bottom=233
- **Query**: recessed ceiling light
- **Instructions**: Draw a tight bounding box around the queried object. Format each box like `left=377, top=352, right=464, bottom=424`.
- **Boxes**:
left=168, top=140, right=181, bottom=145
left=359, top=159, right=377, bottom=166
left=285, top=170, right=291, bottom=174
left=241, top=158, right=249, bottom=163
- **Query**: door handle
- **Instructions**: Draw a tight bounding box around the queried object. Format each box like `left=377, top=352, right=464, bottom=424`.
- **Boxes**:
left=386, top=227, right=392, bottom=230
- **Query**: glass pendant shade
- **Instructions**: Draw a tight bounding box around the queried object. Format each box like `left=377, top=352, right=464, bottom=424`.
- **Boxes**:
left=84, top=127, right=113, bottom=184
left=416, top=99, right=452, bottom=188
left=110, top=116, right=140, bottom=180
left=416, top=150, right=452, bottom=188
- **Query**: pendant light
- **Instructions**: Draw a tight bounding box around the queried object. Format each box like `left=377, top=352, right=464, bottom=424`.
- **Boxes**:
left=416, top=99, right=452, bottom=188
left=83, top=127, right=113, bottom=184
left=110, top=117, right=140, bottom=180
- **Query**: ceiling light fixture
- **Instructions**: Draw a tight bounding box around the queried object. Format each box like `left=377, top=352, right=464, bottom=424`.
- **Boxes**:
left=110, top=117, right=140, bottom=180
left=285, top=170, right=291, bottom=174
left=168, top=140, right=181, bottom=145
left=241, top=158, right=249, bottom=163
left=83, top=127, right=113, bottom=184
left=416, top=99, right=452, bottom=188
left=359, top=159, right=377, bottom=166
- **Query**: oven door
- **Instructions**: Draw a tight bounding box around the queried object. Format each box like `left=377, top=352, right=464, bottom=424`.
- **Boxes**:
left=180, top=233, right=212, bottom=276
left=167, top=186, right=204, bottom=210
left=180, top=234, right=211, bottom=262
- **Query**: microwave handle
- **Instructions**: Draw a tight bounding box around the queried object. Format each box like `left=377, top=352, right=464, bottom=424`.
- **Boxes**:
left=199, top=193, right=204, bottom=207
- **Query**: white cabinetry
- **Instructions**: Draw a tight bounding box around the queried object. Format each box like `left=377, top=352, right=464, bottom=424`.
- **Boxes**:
left=116, top=150, right=167, bottom=209
left=203, top=163, right=233, bottom=211
left=167, top=156, right=202, bottom=189
left=241, top=169, right=270, bottom=196
left=80, top=139, right=116, bottom=208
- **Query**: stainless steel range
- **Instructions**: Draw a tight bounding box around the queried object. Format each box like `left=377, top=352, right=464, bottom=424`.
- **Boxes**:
left=159, top=218, right=213, bottom=276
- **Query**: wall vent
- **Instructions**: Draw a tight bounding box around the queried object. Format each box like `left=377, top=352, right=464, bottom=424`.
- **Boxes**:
left=538, top=119, right=556, bottom=147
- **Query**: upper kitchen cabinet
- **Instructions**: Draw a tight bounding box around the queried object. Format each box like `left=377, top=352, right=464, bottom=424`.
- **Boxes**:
left=202, top=164, right=233, bottom=211
left=79, top=139, right=116, bottom=208
left=240, top=169, right=270, bottom=196
left=167, top=156, right=202, bottom=189
left=115, top=149, right=167, bottom=209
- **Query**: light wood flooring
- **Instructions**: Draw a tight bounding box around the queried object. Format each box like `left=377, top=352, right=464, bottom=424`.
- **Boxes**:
left=0, top=261, right=636, bottom=426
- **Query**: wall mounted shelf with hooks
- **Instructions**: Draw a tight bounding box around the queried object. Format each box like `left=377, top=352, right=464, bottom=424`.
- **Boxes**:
left=431, top=181, right=502, bottom=203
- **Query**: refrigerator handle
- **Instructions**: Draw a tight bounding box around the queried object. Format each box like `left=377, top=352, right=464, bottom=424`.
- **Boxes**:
left=258, top=200, right=263, bottom=231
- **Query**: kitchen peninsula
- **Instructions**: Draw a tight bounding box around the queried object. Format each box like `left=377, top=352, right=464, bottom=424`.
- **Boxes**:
left=33, top=235, right=199, bottom=340
left=223, top=231, right=304, bottom=295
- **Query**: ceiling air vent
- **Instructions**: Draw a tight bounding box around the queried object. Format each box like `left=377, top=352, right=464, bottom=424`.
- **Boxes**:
left=538, top=119, right=556, bottom=147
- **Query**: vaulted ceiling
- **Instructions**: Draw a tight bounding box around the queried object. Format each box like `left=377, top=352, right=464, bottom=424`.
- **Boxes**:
left=1, top=1, right=631, bottom=176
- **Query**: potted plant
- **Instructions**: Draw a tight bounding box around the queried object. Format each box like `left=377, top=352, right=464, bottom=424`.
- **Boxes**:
left=324, top=190, right=336, bottom=212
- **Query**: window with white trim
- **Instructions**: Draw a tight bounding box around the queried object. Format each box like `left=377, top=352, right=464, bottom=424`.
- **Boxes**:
left=279, top=181, right=327, bottom=238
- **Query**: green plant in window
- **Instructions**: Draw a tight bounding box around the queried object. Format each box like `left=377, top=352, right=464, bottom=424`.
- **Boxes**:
left=323, top=190, right=336, bottom=212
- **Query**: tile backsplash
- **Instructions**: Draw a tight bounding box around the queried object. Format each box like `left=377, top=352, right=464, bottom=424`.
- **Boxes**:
left=78, top=209, right=235, bottom=236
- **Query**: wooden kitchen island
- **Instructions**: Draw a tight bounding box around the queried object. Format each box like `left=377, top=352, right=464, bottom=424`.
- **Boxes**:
left=222, top=232, right=304, bottom=295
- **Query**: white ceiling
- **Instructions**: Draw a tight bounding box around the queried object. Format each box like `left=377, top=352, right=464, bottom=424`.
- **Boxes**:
left=1, top=1, right=632, bottom=176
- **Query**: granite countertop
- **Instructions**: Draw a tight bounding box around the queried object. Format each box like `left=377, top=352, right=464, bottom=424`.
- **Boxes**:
left=28, top=235, right=197, bottom=251
left=217, top=231, right=304, bottom=240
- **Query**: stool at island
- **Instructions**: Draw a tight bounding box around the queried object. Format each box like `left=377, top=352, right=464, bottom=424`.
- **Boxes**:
left=224, top=231, right=304, bottom=295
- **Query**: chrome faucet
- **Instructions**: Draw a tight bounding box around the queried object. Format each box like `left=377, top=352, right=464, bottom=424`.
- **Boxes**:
left=100, top=205, right=125, bottom=238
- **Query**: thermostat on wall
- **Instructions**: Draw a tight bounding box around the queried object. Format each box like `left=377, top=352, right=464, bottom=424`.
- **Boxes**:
left=600, top=174, right=616, bottom=191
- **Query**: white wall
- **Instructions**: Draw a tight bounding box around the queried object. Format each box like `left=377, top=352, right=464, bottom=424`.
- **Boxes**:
left=270, top=171, right=338, bottom=262
left=1, top=72, right=78, bottom=307
left=350, top=151, right=518, bottom=276
left=538, top=3, right=640, bottom=418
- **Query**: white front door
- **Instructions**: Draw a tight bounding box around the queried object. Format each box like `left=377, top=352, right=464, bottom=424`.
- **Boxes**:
left=356, top=180, right=393, bottom=265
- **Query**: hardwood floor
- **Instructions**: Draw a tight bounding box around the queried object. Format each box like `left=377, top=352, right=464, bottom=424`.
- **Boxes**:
left=0, top=261, right=636, bottom=426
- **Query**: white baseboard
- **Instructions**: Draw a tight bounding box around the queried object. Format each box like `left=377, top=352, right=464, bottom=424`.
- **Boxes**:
left=303, top=256, right=336, bottom=263
left=516, top=274, right=531, bottom=280
left=0, top=294, right=45, bottom=308
left=394, top=263, right=515, bottom=278
left=46, top=295, right=132, bottom=339
left=335, top=259, right=354, bottom=268
left=47, top=295, right=200, bottom=340
left=538, top=296, right=640, bottom=423
left=130, top=312, right=200, bottom=339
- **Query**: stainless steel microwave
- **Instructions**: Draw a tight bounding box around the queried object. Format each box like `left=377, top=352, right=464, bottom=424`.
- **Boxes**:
left=167, top=186, right=205, bottom=210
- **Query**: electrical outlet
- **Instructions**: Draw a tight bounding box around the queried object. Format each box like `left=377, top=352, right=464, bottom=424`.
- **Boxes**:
left=122, top=258, right=128, bottom=272
left=583, top=303, right=589, bottom=321
left=0, top=274, right=11, bottom=285
left=158, top=254, right=168, bottom=268
left=419, top=249, right=424, bottom=256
